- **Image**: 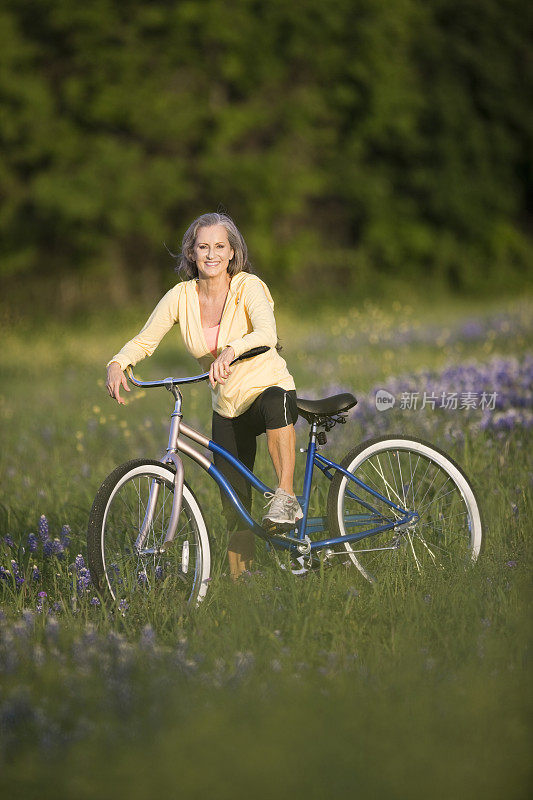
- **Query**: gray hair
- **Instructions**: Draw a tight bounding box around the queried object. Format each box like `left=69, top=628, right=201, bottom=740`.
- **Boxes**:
left=176, top=212, right=252, bottom=279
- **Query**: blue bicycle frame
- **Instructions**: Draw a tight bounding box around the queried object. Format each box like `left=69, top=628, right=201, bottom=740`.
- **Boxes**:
left=125, top=362, right=414, bottom=560
left=177, top=418, right=414, bottom=558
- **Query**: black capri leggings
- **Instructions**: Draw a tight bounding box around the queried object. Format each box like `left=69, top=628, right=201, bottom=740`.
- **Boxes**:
left=211, top=387, right=298, bottom=530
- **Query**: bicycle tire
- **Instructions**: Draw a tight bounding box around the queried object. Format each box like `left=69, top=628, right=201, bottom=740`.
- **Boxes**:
left=87, top=459, right=211, bottom=606
left=326, top=436, right=483, bottom=582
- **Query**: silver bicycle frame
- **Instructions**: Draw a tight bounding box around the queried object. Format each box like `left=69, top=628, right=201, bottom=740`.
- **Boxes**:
left=135, top=382, right=188, bottom=552
left=131, top=372, right=213, bottom=553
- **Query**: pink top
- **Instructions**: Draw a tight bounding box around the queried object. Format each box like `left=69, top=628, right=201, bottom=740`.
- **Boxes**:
left=203, top=324, right=220, bottom=358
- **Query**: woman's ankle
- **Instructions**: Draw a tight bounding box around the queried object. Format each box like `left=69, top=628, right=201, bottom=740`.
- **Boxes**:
left=227, top=529, right=255, bottom=581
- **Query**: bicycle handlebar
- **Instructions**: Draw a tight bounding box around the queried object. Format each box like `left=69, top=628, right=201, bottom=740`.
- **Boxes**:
left=125, top=345, right=270, bottom=389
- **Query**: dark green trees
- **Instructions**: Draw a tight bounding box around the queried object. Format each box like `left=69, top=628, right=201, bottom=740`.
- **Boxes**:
left=0, top=0, right=531, bottom=301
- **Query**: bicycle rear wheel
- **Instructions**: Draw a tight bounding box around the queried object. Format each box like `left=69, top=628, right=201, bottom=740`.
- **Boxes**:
left=327, top=436, right=482, bottom=582
left=88, top=459, right=210, bottom=606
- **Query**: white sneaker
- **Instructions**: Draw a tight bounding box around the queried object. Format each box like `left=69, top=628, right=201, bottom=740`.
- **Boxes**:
left=262, top=488, right=303, bottom=530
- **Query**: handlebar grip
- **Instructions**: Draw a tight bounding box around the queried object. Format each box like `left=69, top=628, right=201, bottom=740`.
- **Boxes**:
left=230, top=345, right=270, bottom=364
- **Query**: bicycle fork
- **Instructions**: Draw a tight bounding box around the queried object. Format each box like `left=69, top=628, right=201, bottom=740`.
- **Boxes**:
left=134, top=384, right=186, bottom=554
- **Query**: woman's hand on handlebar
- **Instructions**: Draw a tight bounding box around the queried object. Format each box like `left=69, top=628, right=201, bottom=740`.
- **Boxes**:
left=209, top=346, right=235, bottom=389
left=106, top=362, right=131, bottom=405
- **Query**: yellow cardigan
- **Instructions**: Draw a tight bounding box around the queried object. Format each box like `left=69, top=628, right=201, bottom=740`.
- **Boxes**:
left=108, top=272, right=296, bottom=418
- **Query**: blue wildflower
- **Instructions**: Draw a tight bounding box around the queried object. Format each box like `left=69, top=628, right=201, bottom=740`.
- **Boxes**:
left=43, top=538, right=64, bottom=558
left=3, top=535, right=14, bottom=548
left=27, top=533, right=38, bottom=552
left=118, top=599, right=129, bottom=614
left=60, top=524, right=71, bottom=548
left=0, top=565, right=11, bottom=582
left=32, top=565, right=41, bottom=582
left=76, top=567, right=92, bottom=594
left=137, top=570, right=148, bottom=586
left=38, top=515, right=49, bottom=542
left=36, top=590, right=47, bottom=613
left=75, top=554, right=85, bottom=571
left=10, top=560, right=25, bottom=588
left=90, top=596, right=101, bottom=606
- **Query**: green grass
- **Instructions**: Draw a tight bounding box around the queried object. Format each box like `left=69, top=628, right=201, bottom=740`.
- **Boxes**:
left=0, top=295, right=532, bottom=797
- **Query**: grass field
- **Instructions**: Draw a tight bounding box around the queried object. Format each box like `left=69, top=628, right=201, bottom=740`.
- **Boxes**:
left=1, top=295, right=532, bottom=798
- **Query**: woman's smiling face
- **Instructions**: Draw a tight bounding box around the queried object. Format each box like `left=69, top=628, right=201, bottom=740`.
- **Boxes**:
left=193, top=224, right=234, bottom=280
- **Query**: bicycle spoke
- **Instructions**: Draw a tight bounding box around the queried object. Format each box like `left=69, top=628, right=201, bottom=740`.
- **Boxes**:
left=95, top=467, right=205, bottom=603
left=406, top=531, right=422, bottom=572
left=394, top=450, right=407, bottom=509
left=332, top=438, right=481, bottom=582
left=360, top=460, right=405, bottom=511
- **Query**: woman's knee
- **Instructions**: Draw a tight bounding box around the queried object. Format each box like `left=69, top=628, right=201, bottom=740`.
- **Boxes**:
left=260, top=387, right=297, bottom=429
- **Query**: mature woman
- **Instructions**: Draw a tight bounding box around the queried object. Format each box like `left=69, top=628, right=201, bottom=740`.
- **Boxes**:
left=106, top=212, right=302, bottom=580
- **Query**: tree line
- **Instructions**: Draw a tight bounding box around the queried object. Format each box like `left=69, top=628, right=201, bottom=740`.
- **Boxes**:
left=0, top=0, right=531, bottom=304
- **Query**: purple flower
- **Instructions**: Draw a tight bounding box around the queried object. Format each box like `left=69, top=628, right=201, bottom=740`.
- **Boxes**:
left=3, top=535, right=14, bottom=548
left=27, top=533, right=38, bottom=552
left=0, top=565, right=11, bottom=582
left=38, top=591, right=47, bottom=598
left=118, top=599, right=129, bottom=614
left=75, top=554, right=85, bottom=571
left=137, top=570, right=148, bottom=586
left=60, top=525, right=71, bottom=548
left=90, top=596, right=101, bottom=606
left=38, top=515, right=49, bottom=542
left=43, top=538, right=64, bottom=558
left=506, top=560, right=518, bottom=568
left=76, top=567, right=92, bottom=594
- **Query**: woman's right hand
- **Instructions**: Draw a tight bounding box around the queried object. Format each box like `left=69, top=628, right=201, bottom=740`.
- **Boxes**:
left=106, top=362, right=130, bottom=405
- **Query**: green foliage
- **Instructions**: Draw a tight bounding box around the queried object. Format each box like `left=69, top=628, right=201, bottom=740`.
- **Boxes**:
left=0, top=0, right=531, bottom=299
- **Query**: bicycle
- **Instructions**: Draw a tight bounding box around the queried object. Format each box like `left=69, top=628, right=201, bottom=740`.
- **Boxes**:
left=87, top=346, right=483, bottom=605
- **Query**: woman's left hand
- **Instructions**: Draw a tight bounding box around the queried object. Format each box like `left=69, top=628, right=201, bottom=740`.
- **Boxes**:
left=209, top=346, right=235, bottom=389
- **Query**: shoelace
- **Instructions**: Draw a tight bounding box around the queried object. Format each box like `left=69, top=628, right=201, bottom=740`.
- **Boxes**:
left=263, top=490, right=294, bottom=509
left=263, top=491, right=277, bottom=510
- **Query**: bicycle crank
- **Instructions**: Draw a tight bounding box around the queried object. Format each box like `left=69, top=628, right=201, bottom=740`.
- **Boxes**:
left=268, top=531, right=312, bottom=555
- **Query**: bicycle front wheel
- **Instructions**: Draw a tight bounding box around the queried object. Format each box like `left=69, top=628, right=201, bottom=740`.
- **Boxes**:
left=88, top=459, right=211, bottom=606
left=327, top=436, right=482, bottom=583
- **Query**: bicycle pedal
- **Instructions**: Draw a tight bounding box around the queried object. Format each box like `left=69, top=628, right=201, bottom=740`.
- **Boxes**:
left=262, top=520, right=293, bottom=535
